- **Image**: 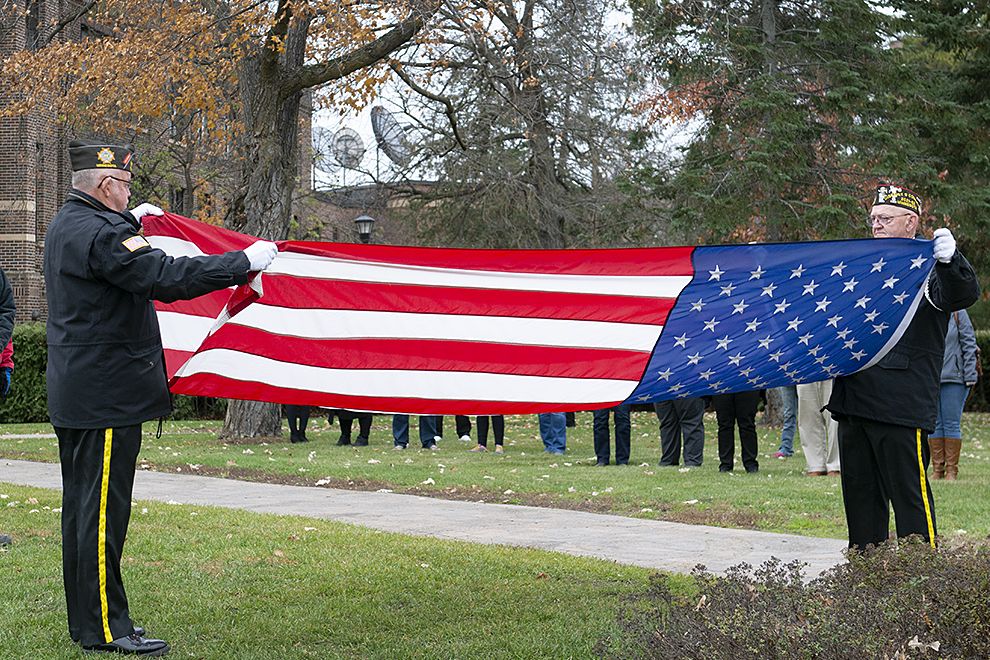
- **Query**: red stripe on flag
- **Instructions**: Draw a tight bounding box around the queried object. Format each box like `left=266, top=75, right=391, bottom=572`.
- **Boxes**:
left=164, top=349, right=195, bottom=379
left=157, top=289, right=231, bottom=317
left=187, top=325, right=651, bottom=380
left=168, top=373, right=623, bottom=415
left=234, top=277, right=676, bottom=325
left=285, top=241, right=696, bottom=276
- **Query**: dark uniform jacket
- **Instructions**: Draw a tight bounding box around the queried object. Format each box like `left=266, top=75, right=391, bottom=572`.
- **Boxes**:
left=45, top=190, right=251, bottom=428
left=827, top=251, right=980, bottom=432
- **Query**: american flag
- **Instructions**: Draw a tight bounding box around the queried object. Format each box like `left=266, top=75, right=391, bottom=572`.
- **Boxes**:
left=143, top=213, right=934, bottom=415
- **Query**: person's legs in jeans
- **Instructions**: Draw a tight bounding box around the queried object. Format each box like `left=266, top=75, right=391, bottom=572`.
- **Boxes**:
left=614, top=404, right=631, bottom=464
left=592, top=408, right=611, bottom=464
left=392, top=415, right=409, bottom=448
left=419, top=415, right=440, bottom=448
left=550, top=412, right=567, bottom=452
left=776, top=386, right=798, bottom=456
left=540, top=413, right=566, bottom=453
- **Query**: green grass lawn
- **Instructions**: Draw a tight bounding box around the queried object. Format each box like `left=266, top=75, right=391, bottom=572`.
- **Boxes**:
left=3, top=411, right=989, bottom=540
left=0, top=483, right=667, bottom=659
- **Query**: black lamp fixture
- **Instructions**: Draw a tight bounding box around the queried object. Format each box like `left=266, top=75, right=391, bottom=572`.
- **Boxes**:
left=354, top=214, right=376, bottom=244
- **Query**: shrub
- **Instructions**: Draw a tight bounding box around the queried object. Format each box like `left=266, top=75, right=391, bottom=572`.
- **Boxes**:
left=599, top=539, right=990, bottom=659
left=0, top=322, right=226, bottom=423
left=0, top=322, right=49, bottom=423
left=965, top=330, right=990, bottom=412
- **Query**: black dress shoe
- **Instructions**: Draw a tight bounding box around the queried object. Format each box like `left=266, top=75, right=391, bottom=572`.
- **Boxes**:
left=595, top=460, right=608, bottom=467
left=353, top=438, right=369, bottom=446
left=83, top=634, right=169, bottom=656
left=335, top=436, right=351, bottom=446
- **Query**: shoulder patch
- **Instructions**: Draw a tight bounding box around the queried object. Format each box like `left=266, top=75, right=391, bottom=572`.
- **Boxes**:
left=122, top=235, right=151, bottom=252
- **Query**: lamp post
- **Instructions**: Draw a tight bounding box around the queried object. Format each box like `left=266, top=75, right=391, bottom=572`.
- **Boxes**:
left=354, top=214, right=376, bottom=244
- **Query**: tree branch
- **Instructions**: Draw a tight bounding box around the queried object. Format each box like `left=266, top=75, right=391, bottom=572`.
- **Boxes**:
left=390, top=61, right=466, bottom=149
left=281, top=0, right=440, bottom=98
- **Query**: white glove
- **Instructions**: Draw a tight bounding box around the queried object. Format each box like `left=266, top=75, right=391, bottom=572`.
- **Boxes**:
left=933, top=227, right=956, bottom=263
left=129, top=203, right=164, bottom=222
left=243, top=240, right=278, bottom=271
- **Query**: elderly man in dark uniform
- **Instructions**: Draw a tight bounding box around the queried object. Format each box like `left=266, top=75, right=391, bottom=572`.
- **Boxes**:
left=46, top=140, right=278, bottom=656
left=827, top=184, right=979, bottom=551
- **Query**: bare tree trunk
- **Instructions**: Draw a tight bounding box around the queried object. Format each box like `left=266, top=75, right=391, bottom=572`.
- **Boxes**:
left=220, top=48, right=304, bottom=440
left=220, top=399, right=282, bottom=440
left=762, top=386, right=783, bottom=427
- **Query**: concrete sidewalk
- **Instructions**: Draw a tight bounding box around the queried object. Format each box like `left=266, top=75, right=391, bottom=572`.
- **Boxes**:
left=1, top=458, right=847, bottom=577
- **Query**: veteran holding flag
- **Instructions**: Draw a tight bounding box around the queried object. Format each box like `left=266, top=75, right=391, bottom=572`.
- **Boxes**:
left=827, top=185, right=979, bottom=551
left=46, top=140, right=278, bottom=655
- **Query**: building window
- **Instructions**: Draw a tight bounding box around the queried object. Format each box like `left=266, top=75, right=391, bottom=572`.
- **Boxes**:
left=25, top=0, right=40, bottom=50
left=171, top=188, right=185, bottom=214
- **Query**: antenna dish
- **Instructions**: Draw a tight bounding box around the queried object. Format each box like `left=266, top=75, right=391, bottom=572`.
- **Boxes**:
left=330, top=127, right=366, bottom=169
left=370, top=106, right=412, bottom=167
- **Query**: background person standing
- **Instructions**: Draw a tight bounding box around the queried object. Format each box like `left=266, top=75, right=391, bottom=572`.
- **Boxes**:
left=931, top=309, right=979, bottom=480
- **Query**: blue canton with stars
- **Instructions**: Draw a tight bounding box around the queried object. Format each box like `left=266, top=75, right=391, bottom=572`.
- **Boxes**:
left=625, top=238, right=935, bottom=404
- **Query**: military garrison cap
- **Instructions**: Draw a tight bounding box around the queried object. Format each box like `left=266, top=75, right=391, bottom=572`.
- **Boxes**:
left=68, top=140, right=134, bottom=172
left=873, top=184, right=922, bottom=214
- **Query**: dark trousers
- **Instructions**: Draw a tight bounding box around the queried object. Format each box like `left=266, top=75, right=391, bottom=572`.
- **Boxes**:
left=477, top=415, right=504, bottom=447
left=713, top=391, right=760, bottom=472
left=837, top=417, right=937, bottom=550
left=654, top=398, right=706, bottom=466
left=285, top=405, right=309, bottom=440
left=338, top=411, right=372, bottom=443
left=455, top=415, right=472, bottom=438
left=57, top=425, right=142, bottom=646
left=593, top=405, right=631, bottom=464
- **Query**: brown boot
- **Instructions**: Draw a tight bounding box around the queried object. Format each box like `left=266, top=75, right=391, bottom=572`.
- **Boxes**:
left=928, top=437, right=946, bottom=479
left=944, top=438, right=962, bottom=481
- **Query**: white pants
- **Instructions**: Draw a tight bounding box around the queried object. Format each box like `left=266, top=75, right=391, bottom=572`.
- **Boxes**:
left=797, top=380, right=840, bottom=472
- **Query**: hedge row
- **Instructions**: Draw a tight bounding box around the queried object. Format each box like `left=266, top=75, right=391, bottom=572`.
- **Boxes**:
left=3, top=323, right=990, bottom=423
left=0, top=323, right=225, bottom=423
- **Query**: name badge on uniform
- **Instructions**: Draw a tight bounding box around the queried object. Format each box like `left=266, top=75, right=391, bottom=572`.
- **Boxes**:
left=122, top=235, right=151, bottom=252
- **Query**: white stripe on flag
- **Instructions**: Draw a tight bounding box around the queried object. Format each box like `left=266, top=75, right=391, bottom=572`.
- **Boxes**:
left=159, top=311, right=213, bottom=352
left=174, top=348, right=639, bottom=403
left=205, top=305, right=663, bottom=351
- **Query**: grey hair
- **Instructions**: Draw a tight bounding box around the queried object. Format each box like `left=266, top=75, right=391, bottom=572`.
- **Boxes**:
left=71, top=168, right=109, bottom=192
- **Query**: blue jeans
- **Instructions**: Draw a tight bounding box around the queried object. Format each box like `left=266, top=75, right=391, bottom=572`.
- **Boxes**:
left=933, top=383, right=969, bottom=439
left=392, top=415, right=441, bottom=447
left=776, top=386, right=798, bottom=455
left=538, top=413, right=566, bottom=453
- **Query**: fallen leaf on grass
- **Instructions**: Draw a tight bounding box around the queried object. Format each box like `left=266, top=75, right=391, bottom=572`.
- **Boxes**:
left=421, top=478, right=435, bottom=485
left=682, top=499, right=699, bottom=505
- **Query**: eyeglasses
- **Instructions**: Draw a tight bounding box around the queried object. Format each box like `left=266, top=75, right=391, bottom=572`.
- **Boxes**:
left=102, top=175, right=132, bottom=190
left=869, top=212, right=913, bottom=228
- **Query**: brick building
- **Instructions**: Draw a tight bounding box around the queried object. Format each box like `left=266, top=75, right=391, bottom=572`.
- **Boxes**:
left=0, top=0, right=79, bottom=322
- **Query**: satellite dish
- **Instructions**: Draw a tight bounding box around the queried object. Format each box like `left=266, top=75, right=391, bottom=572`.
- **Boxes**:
left=330, top=127, right=366, bottom=169
left=370, top=106, right=412, bottom=167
